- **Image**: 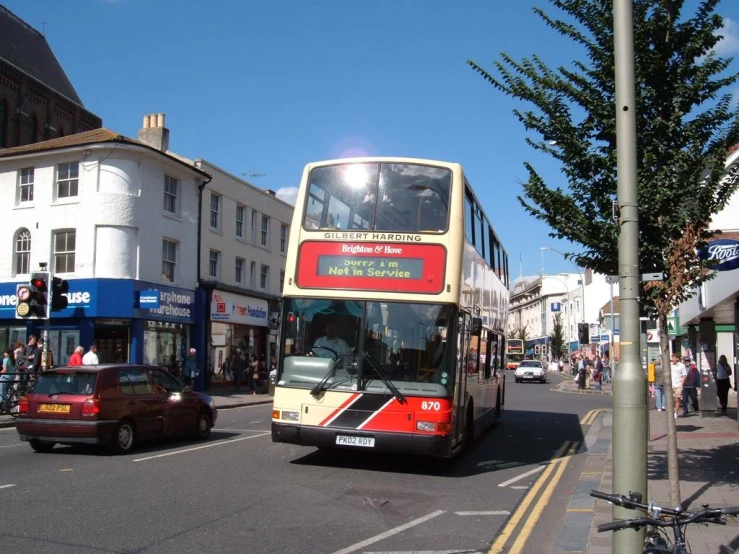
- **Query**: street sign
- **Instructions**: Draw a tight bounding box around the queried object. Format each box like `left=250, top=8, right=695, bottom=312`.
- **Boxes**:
left=641, top=273, right=664, bottom=281
left=605, top=275, right=619, bottom=284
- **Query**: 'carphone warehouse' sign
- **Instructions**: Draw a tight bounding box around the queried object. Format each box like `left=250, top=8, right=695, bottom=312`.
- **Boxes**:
left=147, top=291, right=193, bottom=319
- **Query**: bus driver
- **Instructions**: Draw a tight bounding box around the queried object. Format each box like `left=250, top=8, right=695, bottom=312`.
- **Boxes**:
left=313, top=320, right=351, bottom=358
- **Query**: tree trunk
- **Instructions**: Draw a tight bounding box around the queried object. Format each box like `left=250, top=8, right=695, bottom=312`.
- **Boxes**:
left=659, top=312, right=681, bottom=508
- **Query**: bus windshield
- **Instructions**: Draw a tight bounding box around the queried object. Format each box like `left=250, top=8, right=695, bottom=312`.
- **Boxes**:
left=303, top=162, right=451, bottom=233
left=279, top=298, right=454, bottom=397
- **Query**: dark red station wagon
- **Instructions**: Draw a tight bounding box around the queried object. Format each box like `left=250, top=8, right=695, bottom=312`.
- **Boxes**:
left=16, top=364, right=218, bottom=454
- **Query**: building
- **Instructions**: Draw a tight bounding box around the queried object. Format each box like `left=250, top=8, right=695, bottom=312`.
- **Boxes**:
left=0, top=122, right=211, bottom=376
left=0, top=4, right=102, bottom=149
left=192, top=157, right=292, bottom=385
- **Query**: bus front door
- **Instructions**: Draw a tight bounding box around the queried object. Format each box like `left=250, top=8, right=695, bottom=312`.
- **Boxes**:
left=452, top=312, right=472, bottom=448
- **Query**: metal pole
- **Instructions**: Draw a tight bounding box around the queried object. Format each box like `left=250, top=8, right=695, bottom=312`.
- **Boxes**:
left=610, top=282, right=615, bottom=366
left=613, top=0, right=647, bottom=552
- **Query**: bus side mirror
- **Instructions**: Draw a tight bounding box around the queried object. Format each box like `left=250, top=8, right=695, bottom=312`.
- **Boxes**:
left=470, top=317, right=482, bottom=336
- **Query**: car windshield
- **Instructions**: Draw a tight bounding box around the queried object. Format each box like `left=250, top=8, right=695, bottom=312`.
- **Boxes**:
left=518, top=361, right=542, bottom=368
left=280, top=298, right=454, bottom=397
left=303, top=163, right=451, bottom=233
left=31, top=371, right=97, bottom=395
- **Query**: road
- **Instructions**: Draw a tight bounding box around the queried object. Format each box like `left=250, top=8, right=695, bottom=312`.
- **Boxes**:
left=0, top=372, right=610, bottom=554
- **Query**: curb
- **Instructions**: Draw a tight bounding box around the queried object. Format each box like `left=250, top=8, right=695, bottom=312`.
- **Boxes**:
left=0, top=419, right=15, bottom=429
left=556, top=381, right=613, bottom=397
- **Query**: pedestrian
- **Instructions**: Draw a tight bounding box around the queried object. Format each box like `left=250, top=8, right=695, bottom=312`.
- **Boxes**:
left=68, top=346, right=84, bottom=366
left=653, top=358, right=665, bottom=411
left=232, top=349, right=244, bottom=391
left=681, top=359, right=700, bottom=416
left=82, top=343, right=99, bottom=365
left=577, top=356, right=586, bottom=390
left=0, top=349, right=15, bottom=402
left=21, top=335, right=41, bottom=383
left=558, top=358, right=564, bottom=373
left=715, top=354, right=732, bottom=415
left=670, top=353, right=686, bottom=419
left=248, top=355, right=259, bottom=394
left=183, top=348, right=199, bottom=388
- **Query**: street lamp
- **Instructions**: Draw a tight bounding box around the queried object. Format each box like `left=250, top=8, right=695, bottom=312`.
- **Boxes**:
left=540, top=246, right=586, bottom=324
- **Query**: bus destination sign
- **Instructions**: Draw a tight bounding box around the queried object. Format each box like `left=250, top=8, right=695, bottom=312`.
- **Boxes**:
left=297, top=241, right=446, bottom=294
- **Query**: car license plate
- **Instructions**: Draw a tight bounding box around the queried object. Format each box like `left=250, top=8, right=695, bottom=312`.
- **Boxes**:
left=336, top=435, right=375, bottom=447
left=39, top=404, right=71, bottom=413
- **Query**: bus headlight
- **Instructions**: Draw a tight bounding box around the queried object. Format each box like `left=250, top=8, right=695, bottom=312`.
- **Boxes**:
left=280, top=410, right=300, bottom=422
left=416, top=421, right=437, bottom=432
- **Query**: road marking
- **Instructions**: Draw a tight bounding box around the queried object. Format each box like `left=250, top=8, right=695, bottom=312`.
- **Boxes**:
left=365, top=551, right=484, bottom=554
left=510, top=486, right=529, bottom=490
left=329, top=510, right=445, bottom=554
left=506, top=442, right=580, bottom=554
left=133, top=432, right=270, bottom=462
left=566, top=508, right=594, bottom=513
left=60, top=469, right=73, bottom=472
left=0, top=484, right=16, bottom=489
left=214, top=428, right=271, bottom=433
left=0, top=443, right=23, bottom=449
left=454, top=511, right=510, bottom=516
left=497, top=465, right=546, bottom=487
left=488, top=441, right=571, bottom=554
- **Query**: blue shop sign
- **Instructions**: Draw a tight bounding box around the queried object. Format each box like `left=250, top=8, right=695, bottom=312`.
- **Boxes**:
left=134, top=282, right=195, bottom=323
left=551, top=302, right=561, bottom=312
left=137, top=290, right=160, bottom=308
left=697, top=239, right=739, bottom=271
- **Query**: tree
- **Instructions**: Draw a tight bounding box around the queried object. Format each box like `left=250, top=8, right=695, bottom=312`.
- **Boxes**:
left=514, top=324, right=530, bottom=343
left=468, top=0, right=739, bottom=508
left=549, top=312, right=567, bottom=359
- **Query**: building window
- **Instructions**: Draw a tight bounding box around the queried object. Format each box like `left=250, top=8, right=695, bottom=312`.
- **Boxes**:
left=261, top=215, right=269, bottom=247
left=260, top=264, right=269, bottom=289
left=57, top=162, right=79, bottom=198
left=162, top=239, right=177, bottom=282
left=54, top=230, right=76, bottom=273
left=210, top=193, right=220, bottom=229
left=14, top=229, right=31, bottom=276
left=279, top=270, right=285, bottom=292
left=235, top=257, right=244, bottom=284
left=250, top=261, right=256, bottom=289
left=209, top=249, right=220, bottom=279
left=250, top=210, right=257, bottom=243
left=163, top=175, right=178, bottom=214
left=280, top=224, right=288, bottom=254
left=18, top=167, right=34, bottom=203
left=236, top=205, right=245, bottom=238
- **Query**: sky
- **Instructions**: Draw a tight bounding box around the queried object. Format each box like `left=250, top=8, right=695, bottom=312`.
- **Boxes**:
left=5, top=0, right=739, bottom=279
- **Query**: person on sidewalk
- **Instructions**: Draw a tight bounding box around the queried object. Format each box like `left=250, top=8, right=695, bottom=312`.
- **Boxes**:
left=681, top=359, right=700, bottom=416
left=68, top=346, right=84, bottom=367
left=715, top=354, right=732, bottom=415
left=82, top=343, right=99, bottom=365
left=670, top=353, right=686, bottom=419
left=653, top=358, right=666, bottom=411
left=183, top=348, right=199, bottom=389
left=577, top=356, right=586, bottom=389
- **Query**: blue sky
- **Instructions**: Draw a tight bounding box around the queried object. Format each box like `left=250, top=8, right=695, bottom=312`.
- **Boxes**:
left=6, top=0, right=739, bottom=279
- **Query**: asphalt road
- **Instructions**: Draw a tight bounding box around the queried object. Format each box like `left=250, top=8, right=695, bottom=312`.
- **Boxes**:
left=0, top=372, right=610, bottom=554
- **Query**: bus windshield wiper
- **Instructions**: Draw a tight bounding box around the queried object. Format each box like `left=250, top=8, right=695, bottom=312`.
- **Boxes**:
left=310, top=366, right=335, bottom=396
left=363, top=353, right=406, bottom=404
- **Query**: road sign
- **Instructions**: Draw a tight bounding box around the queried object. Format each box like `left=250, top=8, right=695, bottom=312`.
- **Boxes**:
left=641, top=273, right=664, bottom=281
left=605, top=275, right=619, bottom=284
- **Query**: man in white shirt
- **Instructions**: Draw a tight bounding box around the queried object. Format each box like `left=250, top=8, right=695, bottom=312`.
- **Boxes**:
left=670, top=353, right=686, bottom=418
left=313, top=321, right=350, bottom=358
left=82, top=343, right=99, bottom=365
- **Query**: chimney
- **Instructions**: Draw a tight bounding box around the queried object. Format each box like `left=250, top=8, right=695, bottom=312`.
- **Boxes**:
left=265, top=189, right=277, bottom=197
left=137, top=112, right=170, bottom=152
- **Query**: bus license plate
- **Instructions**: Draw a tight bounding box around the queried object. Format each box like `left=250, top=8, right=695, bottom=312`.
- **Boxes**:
left=336, top=435, right=375, bottom=448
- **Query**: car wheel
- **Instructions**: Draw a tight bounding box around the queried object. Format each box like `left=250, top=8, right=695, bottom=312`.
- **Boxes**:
left=29, top=440, right=55, bottom=453
left=110, top=420, right=136, bottom=454
left=541, top=377, right=547, bottom=383
left=515, top=378, right=520, bottom=383
left=192, top=410, right=212, bottom=440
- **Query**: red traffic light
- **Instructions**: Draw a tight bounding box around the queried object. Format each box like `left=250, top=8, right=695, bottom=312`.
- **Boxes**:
left=31, top=278, right=46, bottom=289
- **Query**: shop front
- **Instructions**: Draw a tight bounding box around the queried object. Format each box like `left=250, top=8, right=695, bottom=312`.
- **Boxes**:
left=0, top=279, right=202, bottom=382
left=209, top=290, right=269, bottom=386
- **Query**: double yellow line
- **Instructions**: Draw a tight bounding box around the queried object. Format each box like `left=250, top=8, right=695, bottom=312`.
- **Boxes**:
left=580, top=408, right=606, bottom=426
left=488, top=440, right=580, bottom=554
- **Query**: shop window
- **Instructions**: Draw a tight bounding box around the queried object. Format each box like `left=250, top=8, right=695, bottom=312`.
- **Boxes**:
left=143, top=321, right=187, bottom=370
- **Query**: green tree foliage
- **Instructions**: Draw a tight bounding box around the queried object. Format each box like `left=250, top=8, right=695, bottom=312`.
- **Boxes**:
left=549, top=312, right=568, bottom=358
left=468, top=0, right=739, bottom=314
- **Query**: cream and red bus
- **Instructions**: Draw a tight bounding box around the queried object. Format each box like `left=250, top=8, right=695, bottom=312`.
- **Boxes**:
left=506, top=339, right=525, bottom=370
left=271, top=157, right=510, bottom=458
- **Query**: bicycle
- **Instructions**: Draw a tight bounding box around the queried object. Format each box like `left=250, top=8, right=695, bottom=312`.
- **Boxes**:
left=590, top=489, right=739, bottom=553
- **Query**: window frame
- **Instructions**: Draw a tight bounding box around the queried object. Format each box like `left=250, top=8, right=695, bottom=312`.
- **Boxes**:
left=209, top=193, right=221, bottom=230
left=14, top=228, right=31, bottom=276
left=260, top=264, right=269, bottom=290
left=209, top=249, right=220, bottom=279
left=261, top=215, right=270, bottom=248
left=163, top=174, right=178, bottom=214
left=162, top=239, right=177, bottom=283
left=280, top=224, right=288, bottom=254
left=56, top=162, right=79, bottom=199
left=18, top=167, right=34, bottom=203
left=235, top=205, right=245, bottom=239
left=235, top=257, right=245, bottom=284
left=53, top=230, right=76, bottom=274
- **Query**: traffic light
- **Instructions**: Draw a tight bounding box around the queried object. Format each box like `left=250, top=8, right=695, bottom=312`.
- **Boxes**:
left=15, top=271, right=50, bottom=319
left=534, top=344, right=541, bottom=355
left=541, top=344, right=548, bottom=355
left=578, top=323, right=589, bottom=345
left=51, top=277, right=69, bottom=311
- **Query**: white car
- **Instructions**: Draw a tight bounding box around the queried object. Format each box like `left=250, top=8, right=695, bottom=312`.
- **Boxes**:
left=514, top=360, right=548, bottom=383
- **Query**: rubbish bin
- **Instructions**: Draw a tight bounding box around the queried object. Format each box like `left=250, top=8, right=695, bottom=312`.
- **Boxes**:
left=269, top=372, right=276, bottom=396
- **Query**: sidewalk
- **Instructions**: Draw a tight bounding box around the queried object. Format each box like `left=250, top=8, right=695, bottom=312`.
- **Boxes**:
left=556, top=372, right=613, bottom=396
left=558, top=391, right=739, bottom=553
left=0, top=389, right=272, bottom=429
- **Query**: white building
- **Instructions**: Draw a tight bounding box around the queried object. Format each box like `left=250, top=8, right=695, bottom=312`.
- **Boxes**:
left=0, top=123, right=210, bottom=368
left=192, top=158, right=293, bottom=375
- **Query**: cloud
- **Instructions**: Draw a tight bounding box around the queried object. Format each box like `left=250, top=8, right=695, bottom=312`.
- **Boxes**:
left=276, top=186, right=299, bottom=206
left=714, top=18, right=739, bottom=55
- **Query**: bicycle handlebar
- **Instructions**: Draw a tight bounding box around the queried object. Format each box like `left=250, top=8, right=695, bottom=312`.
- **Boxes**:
left=591, top=490, right=737, bottom=533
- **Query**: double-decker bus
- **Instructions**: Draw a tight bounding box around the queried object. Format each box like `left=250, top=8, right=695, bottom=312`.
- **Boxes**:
left=506, top=338, right=524, bottom=370
left=271, top=157, right=510, bottom=458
